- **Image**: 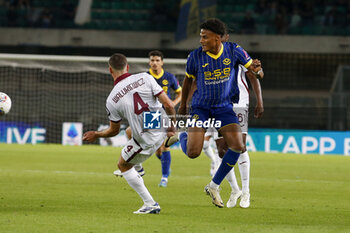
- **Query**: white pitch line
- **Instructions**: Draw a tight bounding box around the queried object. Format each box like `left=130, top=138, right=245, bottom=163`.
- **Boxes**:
left=0, top=169, right=110, bottom=176
left=0, top=169, right=348, bottom=184
left=0, top=168, right=201, bottom=177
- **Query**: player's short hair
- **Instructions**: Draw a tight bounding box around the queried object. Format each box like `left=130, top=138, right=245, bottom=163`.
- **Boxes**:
left=109, top=53, right=127, bottom=71
left=200, top=18, right=227, bottom=36
left=148, top=50, right=164, bottom=60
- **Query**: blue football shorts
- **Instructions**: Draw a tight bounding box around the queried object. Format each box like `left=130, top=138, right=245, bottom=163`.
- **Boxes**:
left=189, top=104, right=239, bottom=130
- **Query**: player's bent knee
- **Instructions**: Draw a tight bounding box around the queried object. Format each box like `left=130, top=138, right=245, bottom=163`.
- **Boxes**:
left=231, top=144, right=245, bottom=154
left=217, top=143, right=228, bottom=158
left=187, top=148, right=201, bottom=159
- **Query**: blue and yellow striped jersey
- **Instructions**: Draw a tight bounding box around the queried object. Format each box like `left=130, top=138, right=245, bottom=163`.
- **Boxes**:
left=186, top=42, right=252, bottom=108
left=148, top=68, right=181, bottom=99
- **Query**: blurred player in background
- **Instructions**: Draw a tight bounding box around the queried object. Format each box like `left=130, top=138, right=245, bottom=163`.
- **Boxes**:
left=166, top=18, right=263, bottom=208
left=147, top=50, right=182, bottom=187
left=114, top=50, right=181, bottom=188
left=83, top=53, right=176, bottom=214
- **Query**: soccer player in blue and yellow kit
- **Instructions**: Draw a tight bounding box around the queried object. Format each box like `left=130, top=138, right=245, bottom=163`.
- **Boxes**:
left=167, top=18, right=263, bottom=208
left=148, top=50, right=182, bottom=187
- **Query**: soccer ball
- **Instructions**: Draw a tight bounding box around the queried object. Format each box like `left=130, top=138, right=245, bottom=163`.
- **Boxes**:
left=0, top=92, right=12, bottom=115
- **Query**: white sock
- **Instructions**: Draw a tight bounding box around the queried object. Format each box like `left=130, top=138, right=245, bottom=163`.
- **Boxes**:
left=203, top=140, right=220, bottom=177
left=203, top=140, right=216, bottom=162
left=209, top=180, right=219, bottom=190
left=122, top=168, right=155, bottom=205
left=238, top=151, right=250, bottom=193
left=225, top=167, right=241, bottom=192
left=134, top=163, right=143, bottom=171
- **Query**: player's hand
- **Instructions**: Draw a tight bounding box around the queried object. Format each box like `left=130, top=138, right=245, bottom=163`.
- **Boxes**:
left=254, top=104, right=264, bottom=118
left=249, top=59, right=263, bottom=79
left=253, top=59, right=261, bottom=67
left=83, top=131, right=97, bottom=142
left=252, top=59, right=262, bottom=72
left=178, top=105, right=187, bottom=116
left=167, top=125, right=176, bottom=137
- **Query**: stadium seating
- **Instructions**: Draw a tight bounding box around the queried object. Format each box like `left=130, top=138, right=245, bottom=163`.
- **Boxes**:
left=0, top=0, right=348, bottom=35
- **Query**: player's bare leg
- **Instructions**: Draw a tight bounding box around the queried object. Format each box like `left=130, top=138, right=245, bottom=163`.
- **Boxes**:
left=203, top=135, right=220, bottom=177
left=118, top=156, right=160, bottom=214
left=238, top=134, right=250, bottom=208
left=155, top=146, right=162, bottom=160
left=114, top=126, right=144, bottom=177
left=186, top=127, right=206, bottom=158
left=207, top=124, right=244, bottom=207
left=214, top=136, right=242, bottom=207
left=215, top=138, right=227, bottom=158
left=158, top=143, right=171, bottom=187
left=215, top=132, right=250, bottom=208
left=125, top=126, right=132, bottom=140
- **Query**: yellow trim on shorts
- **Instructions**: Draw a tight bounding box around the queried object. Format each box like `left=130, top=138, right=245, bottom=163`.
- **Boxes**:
left=218, top=123, right=241, bottom=132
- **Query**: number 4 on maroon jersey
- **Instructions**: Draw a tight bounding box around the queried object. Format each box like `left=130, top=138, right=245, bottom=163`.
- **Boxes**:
left=133, top=92, right=150, bottom=115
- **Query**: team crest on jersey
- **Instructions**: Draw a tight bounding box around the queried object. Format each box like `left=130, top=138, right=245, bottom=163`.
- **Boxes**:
left=162, top=80, right=168, bottom=85
left=192, top=114, right=199, bottom=121
left=223, top=58, right=231, bottom=65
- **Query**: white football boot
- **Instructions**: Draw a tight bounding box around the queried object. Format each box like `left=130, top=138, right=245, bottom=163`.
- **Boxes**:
left=204, top=184, right=224, bottom=208
left=133, top=202, right=161, bottom=214
left=240, top=192, right=250, bottom=208
left=227, top=190, right=242, bottom=208
left=164, top=132, right=179, bottom=147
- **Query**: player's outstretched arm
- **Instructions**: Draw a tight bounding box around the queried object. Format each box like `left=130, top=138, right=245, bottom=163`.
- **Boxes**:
left=178, top=76, right=193, bottom=115
left=246, top=61, right=264, bottom=118
left=172, top=89, right=182, bottom=106
left=83, top=121, right=121, bottom=142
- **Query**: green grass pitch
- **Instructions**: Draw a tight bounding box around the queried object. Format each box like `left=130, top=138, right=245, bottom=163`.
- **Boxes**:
left=0, top=144, right=349, bottom=233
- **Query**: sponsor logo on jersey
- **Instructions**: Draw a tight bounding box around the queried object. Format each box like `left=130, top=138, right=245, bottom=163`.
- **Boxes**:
left=223, top=58, right=231, bottom=65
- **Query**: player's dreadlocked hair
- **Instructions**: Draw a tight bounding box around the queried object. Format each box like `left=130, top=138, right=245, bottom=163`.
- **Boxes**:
left=109, top=53, right=127, bottom=71
left=200, top=18, right=227, bottom=36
